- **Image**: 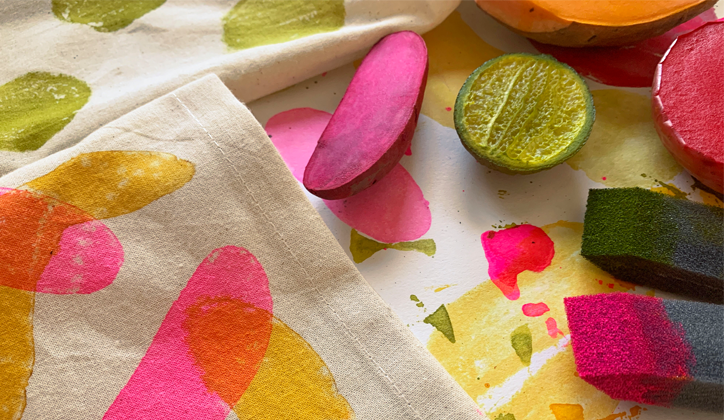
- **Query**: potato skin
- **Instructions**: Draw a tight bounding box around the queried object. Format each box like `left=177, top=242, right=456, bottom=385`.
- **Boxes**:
left=475, top=0, right=717, bottom=47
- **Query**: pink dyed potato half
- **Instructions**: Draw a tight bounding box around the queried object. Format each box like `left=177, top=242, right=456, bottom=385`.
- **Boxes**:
left=303, top=31, right=428, bottom=200
left=652, top=21, right=724, bottom=193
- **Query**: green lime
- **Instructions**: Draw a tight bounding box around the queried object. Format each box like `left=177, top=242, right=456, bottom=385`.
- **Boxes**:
left=454, top=53, right=594, bottom=173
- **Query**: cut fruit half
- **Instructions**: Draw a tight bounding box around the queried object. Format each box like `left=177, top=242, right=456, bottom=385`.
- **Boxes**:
left=454, top=53, right=594, bottom=174
left=475, top=0, right=717, bottom=47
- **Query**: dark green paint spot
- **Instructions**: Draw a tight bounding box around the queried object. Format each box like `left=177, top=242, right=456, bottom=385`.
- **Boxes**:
left=424, top=305, right=455, bottom=344
left=410, top=295, right=419, bottom=302
left=0, top=72, right=91, bottom=152
left=416, top=302, right=424, bottom=307
left=654, top=179, right=688, bottom=199
left=494, top=414, right=516, bottom=420
left=511, top=324, right=532, bottom=366
left=52, top=0, right=166, bottom=32
left=223, top=0, right=345, bottom=51
left=349, top=229, right=436, bottom=263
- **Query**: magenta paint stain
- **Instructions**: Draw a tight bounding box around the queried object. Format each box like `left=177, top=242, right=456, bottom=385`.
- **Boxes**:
left=522, top=302, right=550, bottom=317
left=266, top=107, right=431, bottom=243
left=325, top=164, right=431, bottom=243
left=104, top=246, right=273, bottom=420
left=481, top=224, right=555, bottom=300
left=602, top=177, right=607, bottom=181
left=445, top=107, right=452, bottom=111
left=265, top=108, right=332, bottom=182
left=532, top=9, right=718, bottom=87
left=405, top=145, right=412, bottom=156
left=545, top=317, right=565, bottom=338
left=37, top=220, right=123, bottom=294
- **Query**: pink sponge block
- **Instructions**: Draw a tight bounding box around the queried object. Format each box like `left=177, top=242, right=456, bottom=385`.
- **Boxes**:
left=303, top=31, right=428, bottom=200
left=565, top=293, right=723, bottom=412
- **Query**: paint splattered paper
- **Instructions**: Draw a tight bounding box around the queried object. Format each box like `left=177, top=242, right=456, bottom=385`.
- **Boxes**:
left=0, top=75, right=482, bottom=419
left=0, top=0, right=458, bottom=175
left=248, top=3, right=724, bottom=420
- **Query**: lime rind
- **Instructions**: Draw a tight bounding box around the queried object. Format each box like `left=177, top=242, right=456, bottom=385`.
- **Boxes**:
left=454, top=53, right=595, bottom=173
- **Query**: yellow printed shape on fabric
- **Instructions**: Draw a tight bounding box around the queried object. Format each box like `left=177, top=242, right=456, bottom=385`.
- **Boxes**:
left=0, top=287, right=34, bottom=417
left=234, top=317, right=355, bottom=419
left=428, top=222, right=625, bottom=420
left=24, top=151, right=194, bottom=219
left=421, top=11, right=503, bottom=128
left=566, top=90, right=682, bottom=188
left=223, top=0, right=345, bottom=51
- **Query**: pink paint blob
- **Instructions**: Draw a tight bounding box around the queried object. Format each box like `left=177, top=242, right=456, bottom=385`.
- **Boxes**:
left=532, top=9, right=718, bottom=87
left=522, top=302, right=550, bottom=317
left=324, top=164, right=431, bottom=243
left=405, top=145, right=412, bottom=156
left=0, top=187, right=121, bottom=294
left=545, top=317, right=565, bottom=338
left=265, top=108, right=332, bottom=182
left=481, top=224, right=555, bottom=300
left=36, top=220, right=123, bottom=294
left=265, top=107, right=431, bottom=243
left=565, top=293, right=693, bottom=406
left=104, top=246, right=273, bottom=420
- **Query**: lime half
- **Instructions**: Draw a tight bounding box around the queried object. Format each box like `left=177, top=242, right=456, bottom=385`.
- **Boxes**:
left=454, top=53, right=595, bottom=173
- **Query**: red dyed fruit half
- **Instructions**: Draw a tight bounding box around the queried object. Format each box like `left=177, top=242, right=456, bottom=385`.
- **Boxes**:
left=304, top=31, right=428, bottom=200
left=652, top=21, right=724, bottom=192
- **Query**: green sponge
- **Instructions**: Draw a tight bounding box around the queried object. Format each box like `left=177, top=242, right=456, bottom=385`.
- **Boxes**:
left=582, top=188, right=723, bottom=303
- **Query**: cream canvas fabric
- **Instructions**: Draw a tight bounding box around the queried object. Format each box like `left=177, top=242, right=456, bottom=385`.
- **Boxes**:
left=0, top=0, right=458, bottom=175
left=0, top=74, right=482, bottom=419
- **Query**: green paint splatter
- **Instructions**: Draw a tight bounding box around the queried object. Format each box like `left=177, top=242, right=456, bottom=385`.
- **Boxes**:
left=349, top=229, right=436, bottom=264
left=424, top=305, right=455, bottom=344
left=494, top=414, right=516, bottom=420
left=492, top=221, right=527, bottom=229
left=0, top=72, right=91, bottom=152
left=223, top=0, right=345, bottom=51
left=654, top=179, right=689, bottom=199
left=511, top=324, right=532, bottom=366
left=52, top=0, right=166, bottom=32
left=410, top=295, right=424, bottom=307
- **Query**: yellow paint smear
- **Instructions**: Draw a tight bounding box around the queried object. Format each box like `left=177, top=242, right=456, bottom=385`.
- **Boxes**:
left=234, top=317, right=354, bottom=419
left=421, top=11, right=503, bottom=128
left=25, top=151, right=194, bottom=219
left=0, top=286, right=34, bottom=419
left=550, top=403, right=584, bottom=420
left=428, top=221, right=625, bottom=420
left=699, top=190, right=724, bottom=208
left=567, top=90, right=681, bottom=188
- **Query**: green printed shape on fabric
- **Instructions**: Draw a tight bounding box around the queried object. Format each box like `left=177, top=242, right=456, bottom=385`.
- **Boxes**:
left=511, top=324, right=532, bottom=366
left=0, top=72, right=90, bottom=152
left=223, top=0, right=345, bottom=51
left=349, top=229, right=436, bottom=263
left=424, top=305, right=456, bottom=344
left=52, top=0, right=166, bottom=32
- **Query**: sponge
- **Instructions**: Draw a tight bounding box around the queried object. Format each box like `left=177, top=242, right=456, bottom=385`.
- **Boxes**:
left=581, top=187, right=723, bottom=303
left=565, top=293, right=723, bottom=412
